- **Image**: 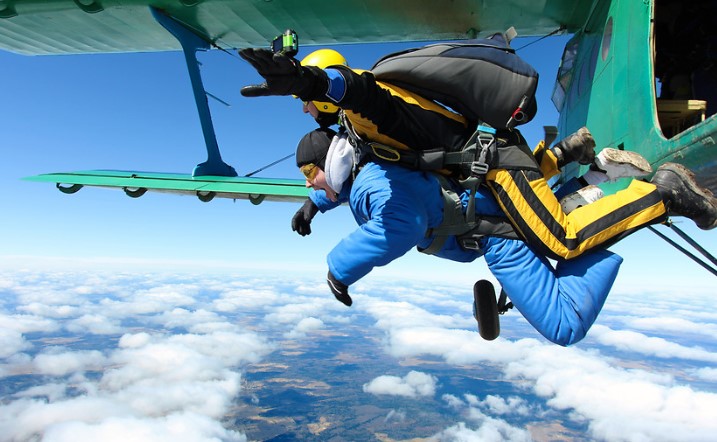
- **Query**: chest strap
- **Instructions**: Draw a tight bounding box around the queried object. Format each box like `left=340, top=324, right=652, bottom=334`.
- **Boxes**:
left=420, top=175, right=518, bottom=256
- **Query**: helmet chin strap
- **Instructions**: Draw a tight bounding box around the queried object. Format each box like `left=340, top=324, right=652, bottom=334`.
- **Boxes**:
left=324, top=132, right=355, bottom=195
left=314, top=110, right=339, bottom=128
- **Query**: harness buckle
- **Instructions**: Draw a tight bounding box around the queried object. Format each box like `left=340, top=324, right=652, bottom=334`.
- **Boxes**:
left=470, top=125, right=496, bottom=177
left=470, top=161, right=490, bottom=176
left=461, top=236, right=484, bottom=251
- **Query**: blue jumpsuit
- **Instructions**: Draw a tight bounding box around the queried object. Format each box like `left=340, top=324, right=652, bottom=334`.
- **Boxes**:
left=310, top=161, right=623, bottom=346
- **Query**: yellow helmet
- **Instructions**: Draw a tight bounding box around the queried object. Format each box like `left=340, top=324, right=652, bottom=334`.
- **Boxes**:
left=300, top=49, right=348, bottom=114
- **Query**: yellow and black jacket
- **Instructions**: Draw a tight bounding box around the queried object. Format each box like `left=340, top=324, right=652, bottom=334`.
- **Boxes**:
left=326, top=66, right=667, bottom=260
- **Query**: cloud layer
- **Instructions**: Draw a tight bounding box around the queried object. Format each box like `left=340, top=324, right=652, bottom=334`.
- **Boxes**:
left=363, top=370, right=438, bottom=397
left=0, top=269, right=715, bottom=441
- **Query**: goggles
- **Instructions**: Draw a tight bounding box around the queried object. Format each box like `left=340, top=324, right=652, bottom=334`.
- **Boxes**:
left=300, top=163, right=320, bottom=181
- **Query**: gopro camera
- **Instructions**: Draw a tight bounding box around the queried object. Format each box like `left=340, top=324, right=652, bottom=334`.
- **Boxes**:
left=271, top=29, right=299, bottom=57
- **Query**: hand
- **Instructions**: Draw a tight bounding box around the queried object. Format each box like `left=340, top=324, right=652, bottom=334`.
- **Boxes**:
left=239, top=48, right=325, bottom=98
left=291, top=198, right=319, bottom=236
left=327, top=271, right=352, bottom=306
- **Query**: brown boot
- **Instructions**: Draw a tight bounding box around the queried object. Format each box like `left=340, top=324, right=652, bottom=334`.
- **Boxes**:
left=651, top=163, right=717, bottom=230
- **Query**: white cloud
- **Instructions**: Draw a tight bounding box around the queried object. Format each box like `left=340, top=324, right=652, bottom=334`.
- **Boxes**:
left=692, top=367, right=717, bottom=382
left=33, top=349, right=107, bottom=376
left=621, top=316, right=717, bottom=339
left=98, top=285, right=197, bottom=317
left=472, top=395, right=531, bottom=416
left=589, top=325, right=717, bottom=362
left=295, top=317, right=324, bottom=333
left=285, top=317, right=325, bottom=339
left=211, top=288, right=281, bottom=312
left=360, top=287, right=717, bottom=442
left=0, top=312, right=59, bottom=334
left=13, top=383, right=68, bottom=402
left=66, top=314, right=124, bottom=335
left=442, top=394, right=465, bottom=409
left=43, top=411, right=247, bottom=442
left=0, top=329, right=271, bottom=441
left=154, top=308, right=238, bottom=334
left=0, top=327, right=31, bottom=358
left=264, top=300, right=336, bottom=325
left=362, top=297, right=468, bottom=331
left=0, top=394, right=143, bottom=441
left=0, top=270, right=279, bottom=442
left=119, top=332, right=152, bottom=348
left=17, top=302, right=80, bottom=318
left=433, top=418, right=531, bottom=442
left=383, top=325, right=522, bottom=365
left=363, top=370, right=438, bottom=398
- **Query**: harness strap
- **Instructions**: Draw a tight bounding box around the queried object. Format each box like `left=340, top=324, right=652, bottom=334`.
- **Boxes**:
left=420, top=175, right=470, bottom=255
left=455, top=216, right=520, bottom=251
left=345, top=119, right=500, bottom=175
left=497, top=289, right=514, bottom=314
left=340, top=116, right=523, bottom=256
left=420, top=175, right=518, bottom=256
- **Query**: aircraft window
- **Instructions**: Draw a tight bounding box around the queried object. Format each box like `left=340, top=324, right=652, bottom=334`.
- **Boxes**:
left=577, top=36, right=600, bottom=97
left=601, top=16, right=613, bottom=61
left=551, top=83, right=566, bottom=113
left=552, top=39, right=579, bottom=111
left=654, top=0, right=716, bottom=138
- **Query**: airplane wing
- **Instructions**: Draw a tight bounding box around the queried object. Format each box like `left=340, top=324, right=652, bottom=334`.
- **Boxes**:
left=1, top=0, right=591, bottom=56
left=24, top=170, right=309, bottom=204
left=7, top=0, right=593, bottom=204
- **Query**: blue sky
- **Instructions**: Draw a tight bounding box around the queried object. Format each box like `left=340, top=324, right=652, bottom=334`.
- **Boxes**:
left=2, top=34, right=716, bottom=293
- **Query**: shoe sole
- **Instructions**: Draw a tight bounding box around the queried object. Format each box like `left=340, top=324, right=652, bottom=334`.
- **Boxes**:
left=473, top=280, right=500, bottom=341
left=659, top=162, right=717, bottom=229
left=560, top=185, right=605, bottom=214
left=599, top=148, right=653, bottom=175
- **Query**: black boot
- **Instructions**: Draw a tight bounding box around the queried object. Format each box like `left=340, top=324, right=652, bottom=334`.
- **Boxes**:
left=552, top=127, right=596, bottom=167
left=651, top=163, right=717, bottom=230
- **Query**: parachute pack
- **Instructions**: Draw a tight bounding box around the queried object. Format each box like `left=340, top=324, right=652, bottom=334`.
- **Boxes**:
left=370, top=32, right=539, bottom=129
left=343, top=32, right=541, bottom=254
left=346, top=31, right=542, bottom=179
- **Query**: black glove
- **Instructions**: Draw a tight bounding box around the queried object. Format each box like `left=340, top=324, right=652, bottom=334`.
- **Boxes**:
left=291, top=198, right=319, bottom=236
left=327, top=271, right=352, bottom=307
left=239, top=48, right=327, bottom=99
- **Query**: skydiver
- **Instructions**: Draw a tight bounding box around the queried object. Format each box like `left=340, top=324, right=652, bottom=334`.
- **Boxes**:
left=288, top=127, right=623, bottom=346
left=238, top=47, right=717, bottom=261
left=294, top=50, right=651, bottom=215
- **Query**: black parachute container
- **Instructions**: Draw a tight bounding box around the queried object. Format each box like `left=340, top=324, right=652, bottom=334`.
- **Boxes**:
left=371, top=33, right=538, bottom=129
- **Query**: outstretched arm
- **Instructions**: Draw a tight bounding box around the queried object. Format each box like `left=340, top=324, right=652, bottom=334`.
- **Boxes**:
left=238, top=48, right=472, bottom=152
left=327, top=188, right=429, bottom=287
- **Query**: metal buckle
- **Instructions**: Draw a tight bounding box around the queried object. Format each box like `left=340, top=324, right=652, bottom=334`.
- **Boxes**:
left=461, top=237, right=483, bottom=251
left=470, top=161, right=489, bottom=176
left=470, top=126, right=495, bottom=177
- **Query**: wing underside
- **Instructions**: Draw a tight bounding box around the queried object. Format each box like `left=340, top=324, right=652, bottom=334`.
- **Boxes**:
left=1, top=0, right=592, bottom=56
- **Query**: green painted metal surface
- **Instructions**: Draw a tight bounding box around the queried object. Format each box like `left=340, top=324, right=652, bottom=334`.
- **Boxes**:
left=552, top=0, right=717, bottom=194
left=0, top=0, right=592, bottom=55
left=24, top=170, right=309, bottom=203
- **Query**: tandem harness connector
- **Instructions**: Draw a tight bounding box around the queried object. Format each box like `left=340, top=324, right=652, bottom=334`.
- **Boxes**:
left=469, top=125, right=496, bottom=177
left=344, top=116, right=500, bottom=180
